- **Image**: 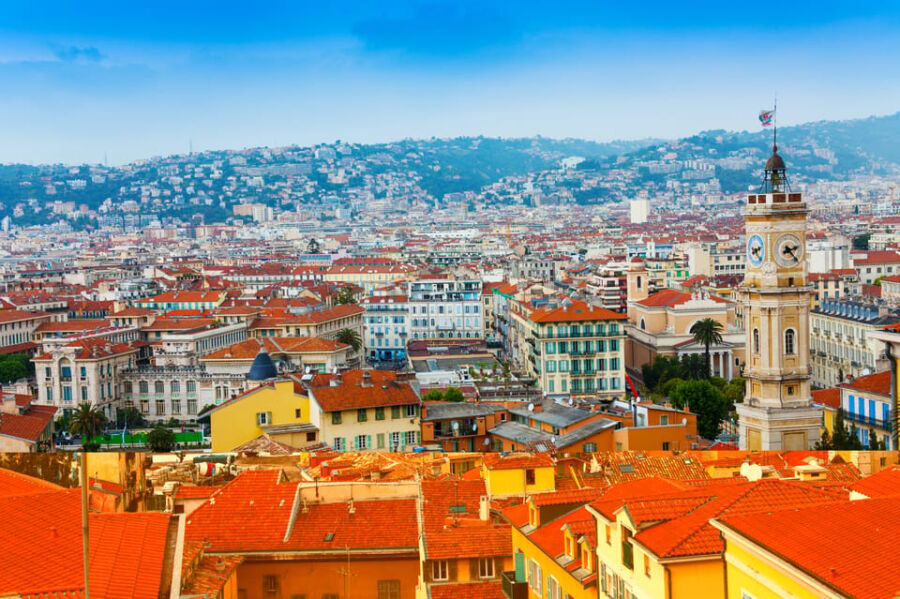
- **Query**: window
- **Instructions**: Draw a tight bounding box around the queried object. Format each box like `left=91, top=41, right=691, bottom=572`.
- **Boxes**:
left=263, top=575, right=279, bottom=594
left=332, top=412, right=342, bottom=425
left=753, top=329, right=760, bottom=354
left=156, top=400, right=166, bottom=415
left=391, top=405, right=401, bottom=419
left=528, top=560, right=542, bottom=595
left=546, top=577, right=562, bottom=599
left=155, top=380, right=165, bottom=394
left=405, top=431, right=417, bottom=446
left=171, top=400, right=181, bottom=415
left=784, top=328, right=796, bottom=355
left=432, top=560, right=449, bottom=581
left=644, top=555, right=651, bottom=577
left=479, top=557, right=495, bottom=579
left=662, top=442, right=670, bottom=450
left=186, top=380, right=196, bottom=394
left=139, top=381, right=149, bottom=394
left=171, top=381, right=180, bottom=394
left=256, top=412, right=270, bottom=426
left=405, top=404, right=417, bottom=417
left=187, top=399, right=197, bottom=415
left=391, top=432, right=401, bottom=450
left=356, top=435, right=368, bottom=450
left=582, top=442, right=597, bottom=452
left=525, top=469, right=535, bottom=485
left=375, top=407, right=385, bottom=420
left=377, top=580, right=401, bottom=599
left=357, top=408, right=368, bottom=422
left=333, top=437, right=345, bottom=451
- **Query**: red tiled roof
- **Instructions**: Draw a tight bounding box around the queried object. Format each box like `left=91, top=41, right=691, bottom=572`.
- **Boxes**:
left=483, top=453, right=554, bottom=470
left=716, top=496, right=900, bottom=599
left=848, top=467, right=900, bottom=499
left=839, top=370, right=891, bottom=396
left=637, top=288, right=730, bottom=308
left=529, top=299, right=626, bottom=323
left=0, top=468, right=64, bottom=498
left=184, top=470, right=419, bottom=554
left=0, top=489, right=170, bottom=598
left=428, top=582, right=505, bottom=599
left=425, top=525, right=511, bottom=559
left=309, top=373, right=419, bottom=412
left=811, top=388, right=841, bottom=409
left=203, top=336, right=348, bottom=361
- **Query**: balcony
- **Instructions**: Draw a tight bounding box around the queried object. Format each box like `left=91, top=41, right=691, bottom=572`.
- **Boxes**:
left=501, top=571, right=528, bottom=599
left=845, top=412, right=892, bottom=432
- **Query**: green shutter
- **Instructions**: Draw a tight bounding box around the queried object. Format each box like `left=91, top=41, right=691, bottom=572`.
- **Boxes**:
left=377, top=433, right=385, bottom=449
left=514, top=553, right=525, bottom=582
left=367, top=435, right=372, bottom=450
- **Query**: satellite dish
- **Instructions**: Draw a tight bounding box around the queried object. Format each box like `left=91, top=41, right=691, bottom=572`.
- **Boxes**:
left=452, top=421, right=460, bottom=431
left=472, top=422, right=478, bottom=432
left=550, top=436, right=556, bottom=445
left=682, top=417, right=687, bottom=425
left=527, top=403, right=535, bottom=412
left=483, top=438, right=491, bottom=446
left=862, top=368, right=872, bottom=376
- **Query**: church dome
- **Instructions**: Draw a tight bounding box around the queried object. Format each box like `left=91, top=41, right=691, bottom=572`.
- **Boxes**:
left=248, top=348, right=278, bottom=381
left=765, top=145, right=786, bottom=172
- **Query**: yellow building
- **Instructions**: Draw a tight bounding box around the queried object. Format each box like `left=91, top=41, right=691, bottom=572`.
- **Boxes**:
left=586, top=477, right=846, bottom=599
left=209, top=380, right=314, bottom=452
left=712, top=496, right=897, bottom=599
left=482, top=453, right=556, bottom=498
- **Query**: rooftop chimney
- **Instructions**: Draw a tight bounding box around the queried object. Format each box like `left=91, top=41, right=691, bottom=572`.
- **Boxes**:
left=361, top=370, right=373, bottom=388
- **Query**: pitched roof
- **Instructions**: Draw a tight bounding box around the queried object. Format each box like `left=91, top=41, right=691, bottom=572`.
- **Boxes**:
left=203, top=336, right=348, bottom=361
left=528, top=299, right=626, bottom=323
left=839, top=370, right=891, bottom=396
left=848, top=466, right=900, bottom=499
left=811, top=388, right=841, bottom=409
left=428, top=582, right=505, bottom=599
left=185, top=470, right=419, bottom=554
left=0, top=489, right=171, bottom=599
left=483, top=453, right=554, bottom=470
left=716, top=496, right=900, bottom=599
left=309, top=372, right=419, bottom=411
left=637, top=288, right=731, bottom=308
left=0, top=468, right=64, bottom=498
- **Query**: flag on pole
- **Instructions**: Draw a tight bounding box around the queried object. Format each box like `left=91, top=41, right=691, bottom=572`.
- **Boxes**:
left=759, top=109, right=775, bottom=127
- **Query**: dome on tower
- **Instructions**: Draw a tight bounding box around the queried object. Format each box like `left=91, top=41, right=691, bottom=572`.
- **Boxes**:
left=765, top=146, right=786, bottom=172
left=248, top=347, right=278, bottom=381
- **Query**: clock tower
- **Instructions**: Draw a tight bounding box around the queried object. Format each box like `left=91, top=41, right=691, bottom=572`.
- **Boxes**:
left=735, top=143, right=822, bottom=450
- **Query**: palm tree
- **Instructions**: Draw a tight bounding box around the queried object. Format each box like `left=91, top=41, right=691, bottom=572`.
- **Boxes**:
left=336, top=328, right=362, bottom=353
left=69, top=402, right=108, bottom=449
left=690, top=318, right=724, bottom=378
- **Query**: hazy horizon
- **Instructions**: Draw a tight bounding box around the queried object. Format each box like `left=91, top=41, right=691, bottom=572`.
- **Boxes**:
left=4, top=1, right=900, bottom=165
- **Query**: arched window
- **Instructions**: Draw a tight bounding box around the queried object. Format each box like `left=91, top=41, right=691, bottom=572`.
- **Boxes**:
left=753, top=329, right=760, bottom=354
left=785, top=328, right=796, bottom=355
left=640, top=318, right=646, bottom=330
left=636, top=276, right=643, bottom=289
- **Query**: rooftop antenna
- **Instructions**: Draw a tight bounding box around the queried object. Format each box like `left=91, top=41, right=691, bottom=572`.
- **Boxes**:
left=189, top=139, right=193, bottom=156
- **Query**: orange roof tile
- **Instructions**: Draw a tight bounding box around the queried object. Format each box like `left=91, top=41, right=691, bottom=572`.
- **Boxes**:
left=428, top=582, right=505, bottom=599
left=839, top=370, right=891, bottom=396
left=529, top=299, right=626, bottom=323
left=716, top=496, right=900, bottom=599
left=0, top=468, right=64, bottom=498
left=483, top=453, right=554, bottom=471
left=848, top=467, right=900, bottom=499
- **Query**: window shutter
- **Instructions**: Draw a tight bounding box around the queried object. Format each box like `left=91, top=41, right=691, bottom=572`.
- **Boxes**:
left=469, top=558, right=478, bottom=579
left=367, top=435, right=372, bottom=450
left=448, top=559, right=457, bottom=581
left=546, top=576, right=551, bottom=599
left=424, top=562, right=432, bottom=582
left=352, top=436, right=358, bottom=450
left=494, top=557, right=503, bottom=578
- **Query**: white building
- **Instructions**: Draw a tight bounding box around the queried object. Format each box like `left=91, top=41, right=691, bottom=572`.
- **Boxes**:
left=407, top=278, right=484, bottom=340
left=630, top=199, right=650, bottom=224
left=361, top=294, right=408, bottom=362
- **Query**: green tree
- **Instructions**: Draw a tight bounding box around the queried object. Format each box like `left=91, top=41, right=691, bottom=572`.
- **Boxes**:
left=814, top=428, right=833, bottom=450
left=680, top=354, right=708, bottom=380
left=660, top=377, right=685, bottom=398
left=0, top=353, right=30, bottom=383
left=669, top=379, right=731, bottom=439
left=69, top=403, right=108, bottom=450
left=641, top=356, right=683, bottom=392
left=335, top=328, right=362, bottom=352
left=336, top=287, right=357, bottom=305
left=723, top=377, right=746, bottom=404
left=422, top=389, right=444, bottom=402
left=689, top=318, right=724, bottom=378
left=443, top=387, right=464, bottom=402
left=147, top=426, right=176, bottom=452
left=868, top=429, right=883, bottom=450
left=115, top=406, right=145, bottom=430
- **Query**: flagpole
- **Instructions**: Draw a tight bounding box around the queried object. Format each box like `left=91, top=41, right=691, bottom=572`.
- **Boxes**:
left=773, top=94, right=777, bottom=150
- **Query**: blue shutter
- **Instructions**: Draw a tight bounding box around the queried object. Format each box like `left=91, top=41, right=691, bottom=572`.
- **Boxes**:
left=859, top=397, right=865, bottom=418
left=869, top=400, right=876, bottom=424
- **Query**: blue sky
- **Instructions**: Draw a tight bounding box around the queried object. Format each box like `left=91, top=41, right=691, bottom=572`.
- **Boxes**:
left=2, top=1, right=900, bottom=164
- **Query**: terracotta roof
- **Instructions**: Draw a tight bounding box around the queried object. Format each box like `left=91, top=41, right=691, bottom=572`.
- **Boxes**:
left=811, top=388, right=841, bottom=409
left=529, top=299, right=626, bottom=323
left=483, top=453, right=554, bottom=470
left=309, top=373, right=419, bottom=412
left=637, top=288, right=730, bottom=308
left=203, top=336, right=348, bottom=361
left=175, top=485, right=225, bottom=499
left=33, top=338, right=141, bottom=361
left=0, top=310, right=50, bottom=323
left=0, top=468, right=64, bottom=498
left=428, top=582, right=505, bottom=599
left=0, top=403, right=56, bottom=443
left=185, top=470, right=418, bottom=554
left=716, top=496, right=900, bottom=599
left=839, top=370, right=891, bottom=396
left=848, top=467, right=900, bottom=499
left=425, top=525, right=511, bottom=559
left=0, top=489, right=170, bottom=598
left=35, top=319, right=112, bottom=333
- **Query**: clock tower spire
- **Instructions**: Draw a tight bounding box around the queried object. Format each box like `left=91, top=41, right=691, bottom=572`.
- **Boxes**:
left=736, top=140, right=823, bottom=450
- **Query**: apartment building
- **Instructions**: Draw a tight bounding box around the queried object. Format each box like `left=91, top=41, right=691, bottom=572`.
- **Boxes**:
left=809, top=299, right=900, bottom=387
left=407, top=278, right=484, bottom=340
left=514, top=298, right=628, bottom=399
left=360, top=294, right=408, bottom=362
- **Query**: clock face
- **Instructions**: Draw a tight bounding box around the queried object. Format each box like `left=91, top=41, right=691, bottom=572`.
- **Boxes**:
left=775, top=233, right=803, bottom=268
left=747, top=234, right=765, bottom=267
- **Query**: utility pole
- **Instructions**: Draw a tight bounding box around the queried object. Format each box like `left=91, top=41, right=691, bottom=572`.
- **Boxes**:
left=80, top=451, right=90, bottom=599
